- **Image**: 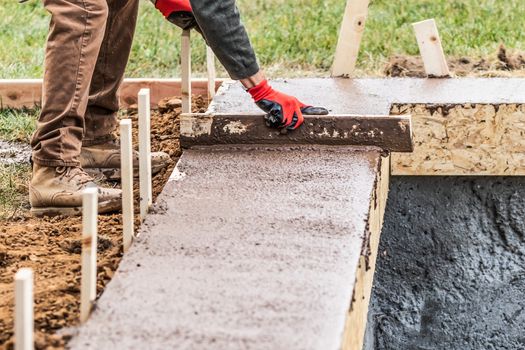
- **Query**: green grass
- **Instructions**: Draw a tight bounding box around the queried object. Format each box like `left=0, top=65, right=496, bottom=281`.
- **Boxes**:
left=0, top=108, right=38, bottom=143
left=0, top=164, right=31, bottom=219
left=1, top=0, right=524, bottom=78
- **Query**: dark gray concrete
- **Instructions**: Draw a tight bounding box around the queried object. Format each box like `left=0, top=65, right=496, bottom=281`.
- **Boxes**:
left=69, top=145, right=382, bottom=350
left=365, top=176, right=525, bottom=350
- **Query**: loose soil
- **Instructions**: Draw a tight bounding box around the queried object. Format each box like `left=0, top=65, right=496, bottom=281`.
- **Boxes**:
left=0, top=96, right=207, bottom=350
left=385, top=45, right=525, bottom=78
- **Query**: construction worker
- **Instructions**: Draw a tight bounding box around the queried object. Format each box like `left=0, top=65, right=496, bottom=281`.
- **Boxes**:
left=29, top=0, right=327, bottom=217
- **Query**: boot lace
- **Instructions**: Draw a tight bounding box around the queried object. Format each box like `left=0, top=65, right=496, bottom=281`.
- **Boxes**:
left=56, top=166, right=93, bottom=186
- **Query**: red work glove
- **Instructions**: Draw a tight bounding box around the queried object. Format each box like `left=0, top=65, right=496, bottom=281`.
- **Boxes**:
left=248, top=80, right=328, bottom=130
left=152, top=0, right=201, bottom=32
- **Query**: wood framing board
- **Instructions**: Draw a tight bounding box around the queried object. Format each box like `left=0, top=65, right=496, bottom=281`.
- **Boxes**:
left=0, top=78, right=224, bottom=109
left=412, top=19, right=450, bottom=77
left=391, top=103, right=525, bottom=175
left=332, top=0, right=370, bottom=77
left=180, top=113, right=413, bottom=152
left=342, top=154, right=390, bottom=350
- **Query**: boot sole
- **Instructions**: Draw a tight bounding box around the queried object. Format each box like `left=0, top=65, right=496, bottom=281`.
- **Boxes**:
left=30, top=199, right=122, bottom=218
left=85, top=165, right=165, bottom=181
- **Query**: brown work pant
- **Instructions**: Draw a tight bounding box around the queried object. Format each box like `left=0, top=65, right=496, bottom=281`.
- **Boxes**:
left=31, top=0, right=139, bottom=167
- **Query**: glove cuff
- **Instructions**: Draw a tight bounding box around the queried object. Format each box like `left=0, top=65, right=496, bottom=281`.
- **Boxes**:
left=247, top=79, right=272, bottom=102
left=155, top=0, right=193, bottom=18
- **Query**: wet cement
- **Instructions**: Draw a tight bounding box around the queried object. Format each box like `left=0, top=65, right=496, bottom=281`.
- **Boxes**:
left=210, top=78, right=525, bottom=116
left=69, top=145, right=382, bottom=349
left=364, top=176, right=525, bottom=350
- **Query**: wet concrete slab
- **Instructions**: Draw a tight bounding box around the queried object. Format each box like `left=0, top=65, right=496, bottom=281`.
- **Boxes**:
left=210, top=78, right=525, bottom=116
left=69, top=145, right=383, bottom=349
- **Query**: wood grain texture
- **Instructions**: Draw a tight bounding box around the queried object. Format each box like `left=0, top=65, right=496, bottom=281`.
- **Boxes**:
left=180, top=113, right=413, bottom=152
left=206, top=46, right=216, bottom=101
left=412, top=19, right=450, bottom=77
left=181, top=30, right=192, bottom=114
left=0, top=78, right=223, bottom=109
left=332, top=0, right=370, bottom=77
left=391, top=104, right=525, bottom=175
left=342, top=154, right=389, bottom=350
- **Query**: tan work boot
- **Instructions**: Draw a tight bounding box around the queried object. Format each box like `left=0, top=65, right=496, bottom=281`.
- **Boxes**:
left=80, top=141, right=171, bottom=181
left=30, top=164, right=122, bottom=217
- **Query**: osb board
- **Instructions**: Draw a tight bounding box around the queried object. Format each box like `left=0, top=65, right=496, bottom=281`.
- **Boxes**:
left=342, top=155, right=390, bottom=350
left=391, top=104, right=525, bottom=175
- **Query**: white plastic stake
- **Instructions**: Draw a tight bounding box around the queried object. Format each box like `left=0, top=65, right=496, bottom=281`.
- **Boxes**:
left=181, top=29, right=192, bottom=113
left=120, top=119, right=134, bottom=252
left=14, top=268, right=33, bottom=350
left=412, top=19, right=450, bottom=77
left=138, top=88, right=152, bottom=222
left=80, top=187, right=98, bottom=323
left=206, top=45, right=216, bottom=101
left=332, top=0, right=370, bottom=77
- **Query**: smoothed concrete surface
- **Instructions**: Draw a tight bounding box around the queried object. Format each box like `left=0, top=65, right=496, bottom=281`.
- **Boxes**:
left=69, top=145, right=382, bottom=349
left=365, top=177, right=525, bottom=350
left=210, top=78, right=525, bottom=116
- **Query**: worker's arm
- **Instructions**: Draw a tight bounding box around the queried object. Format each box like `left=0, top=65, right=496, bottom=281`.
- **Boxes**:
left=152, top=0, right=328, bottom=129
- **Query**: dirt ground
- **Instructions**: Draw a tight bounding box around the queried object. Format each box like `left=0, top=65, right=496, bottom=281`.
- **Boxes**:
left=384, top=45, right=525, bottom=77
left=0, top=96, right=207, bottom=350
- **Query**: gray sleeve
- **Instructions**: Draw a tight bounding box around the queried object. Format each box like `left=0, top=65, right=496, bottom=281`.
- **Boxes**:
left=189, top=0, right=260, bottom=80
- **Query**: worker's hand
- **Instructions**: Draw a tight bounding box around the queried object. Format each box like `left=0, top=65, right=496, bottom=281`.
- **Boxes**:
left=152, top=0, right=201, bottom=32
left=247, top=80, right=328, bottom=130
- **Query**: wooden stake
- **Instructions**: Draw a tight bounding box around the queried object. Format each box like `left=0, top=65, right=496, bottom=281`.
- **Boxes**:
left=412, top=19, right=450, bottom=77
left=181, top=30, right=192, bottom=113
left=14, top=268, right=33, bottom=350
left=120, top=119, right=134, bottom=252
left=80, top=187, right=98, bottom=323
left=331, top=0, right=370, bottom=77
left=138, top=88, right=153, bottom=222
left=206, top=46, right=216, bottom=101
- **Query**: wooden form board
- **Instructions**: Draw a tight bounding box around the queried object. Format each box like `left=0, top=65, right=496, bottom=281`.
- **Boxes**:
left=180, top=113, right=413, bottom=152
left=391, top=104, right=525, bottom=175
left=412, top=19, right=450, bottom=77
left=181, top=30, right=192, bottom=114
left=332, top=0, right=370, bottom=77
left=206, top=46, right=216, bottom=101
left=342, top=154, right=389, bottom=350
left=0, top=78, right=223, bottom=109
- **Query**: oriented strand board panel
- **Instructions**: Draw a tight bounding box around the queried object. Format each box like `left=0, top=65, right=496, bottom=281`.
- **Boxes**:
left=68, top=145, right=387, bottom=350
left=391, top=104, right=525, bottom=175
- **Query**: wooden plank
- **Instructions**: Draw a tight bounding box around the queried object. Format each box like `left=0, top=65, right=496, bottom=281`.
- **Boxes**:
left=342, top=154, right=390, bottom=350
left=80, top=188, right=98, bottom=324
left=391, top=103, right=525, bottom=175
left=138, top=89, right=153, bottom=222
left=0, top=78, right=224, bottom=109
left=331, top=0, right=370, bottom=77
left=180, top=113, right=413, bottom=152
left=120, top=119, right=134, bottom=252
left=14, top=268, right=34, bottom=350
left=181, top=30, right=192, bottom=114
left=412, top=19, right=450, bottom=77
left=206, top=46, right=216, bottom=101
